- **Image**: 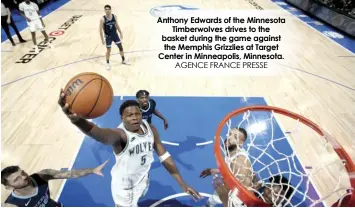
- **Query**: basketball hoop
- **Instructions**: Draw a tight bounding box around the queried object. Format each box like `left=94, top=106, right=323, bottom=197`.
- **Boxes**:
left=214, top=105, right=355, bottom=207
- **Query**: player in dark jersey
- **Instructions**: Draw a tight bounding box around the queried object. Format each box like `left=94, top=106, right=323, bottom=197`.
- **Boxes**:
left=212, top=174, right=294, bottom=207
left=136, top=90, right=169, bottom=129
left=1, top=160, right=108, bottom=207
left=99, top=4, right=126, bottom=70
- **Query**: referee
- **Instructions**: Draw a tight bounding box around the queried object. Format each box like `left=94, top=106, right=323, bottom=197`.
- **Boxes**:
left=1, top=2, right=26, bottom=46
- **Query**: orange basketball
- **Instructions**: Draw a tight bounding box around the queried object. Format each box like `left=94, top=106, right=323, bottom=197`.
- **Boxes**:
left=63, top=72, right=114, bottom=119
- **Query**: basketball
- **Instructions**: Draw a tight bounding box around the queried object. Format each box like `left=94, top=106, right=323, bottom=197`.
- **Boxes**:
left=63, top=72, right=114, bottom=119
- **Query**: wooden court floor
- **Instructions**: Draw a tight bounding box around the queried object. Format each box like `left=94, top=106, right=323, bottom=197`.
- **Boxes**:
left=1, top=0, right=355, bottom=205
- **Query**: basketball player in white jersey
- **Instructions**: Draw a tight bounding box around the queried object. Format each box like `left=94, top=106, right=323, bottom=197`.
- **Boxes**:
left=58, top=90, right=202, bottom=207
left=200, top=127, right=252, bottom=206
left=18, top=0, right=52, bottom=53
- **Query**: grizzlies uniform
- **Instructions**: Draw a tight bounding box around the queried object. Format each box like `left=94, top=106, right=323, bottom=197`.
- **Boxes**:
left=110, top=119, right=155, bottom=206
left=5, top=174, right=62, bottom=207
left=141, top=99, right=156, bottom=124
left=103, top=14, right=121, bottom=48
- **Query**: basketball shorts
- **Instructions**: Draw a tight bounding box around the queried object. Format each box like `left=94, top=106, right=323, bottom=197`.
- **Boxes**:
left=105, top=33, right=121, bottom=48
left=28, top=19, right=44, bottom=32
left=207, top=190, right=245, bottom=207
left=111, top=173, right=149, bottom=207
left=206, top=191, right=223, bottom=206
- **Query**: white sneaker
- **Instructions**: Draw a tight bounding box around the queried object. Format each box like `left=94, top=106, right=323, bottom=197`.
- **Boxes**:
left=106, top=63, right=111, bottom=70
left=47, top=42, right=54, bottom=48
left=122, top=60, right=129, bottom=65
left=34, top=45, right=39, bottom=53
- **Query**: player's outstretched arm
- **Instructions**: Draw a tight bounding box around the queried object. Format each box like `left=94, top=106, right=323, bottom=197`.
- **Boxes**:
left=150, top=124, right=202, bottom=201
left=58, top=89, right=122, bottom=145
left=153, top=109, right=168, bottom=129
left=36, top=160, right=108, bottom=181
left=200, top=168, right=220, bottom=178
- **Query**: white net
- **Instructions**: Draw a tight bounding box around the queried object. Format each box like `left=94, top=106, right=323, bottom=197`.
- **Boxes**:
left=217, top=109, right=353, bottom=207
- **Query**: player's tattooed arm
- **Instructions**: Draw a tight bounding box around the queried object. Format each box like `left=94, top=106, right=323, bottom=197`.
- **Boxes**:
left=150, top=124, right=202, bottom=201
left=37, top=168, right=94, bottom=181
left=37, top=160, right=108, bottom=181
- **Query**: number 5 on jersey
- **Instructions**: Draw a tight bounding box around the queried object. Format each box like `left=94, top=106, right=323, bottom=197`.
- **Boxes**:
left=141, top=155, right=147, bottom=165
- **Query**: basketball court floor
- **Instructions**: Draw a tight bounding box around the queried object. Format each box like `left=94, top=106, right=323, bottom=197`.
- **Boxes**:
left=1, top=0, right=355, bottom=206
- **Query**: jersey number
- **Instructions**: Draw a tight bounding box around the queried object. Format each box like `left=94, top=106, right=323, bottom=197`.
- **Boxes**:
left=141, top=155, right=147, bottom=165
left=109, top=25, right=113, bottom=29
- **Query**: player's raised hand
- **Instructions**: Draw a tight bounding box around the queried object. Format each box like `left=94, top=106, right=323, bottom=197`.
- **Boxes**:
left=93, top=160, right=109, bottom=177
left=58, top=88, right=81, bottom=123
left=200, top=168, right=220, bottom=178
left=182, top=184, right=203, bottom=201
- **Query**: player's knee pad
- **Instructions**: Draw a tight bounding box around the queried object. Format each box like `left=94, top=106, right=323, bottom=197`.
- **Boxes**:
left=117, top=43, right=123, bottom=51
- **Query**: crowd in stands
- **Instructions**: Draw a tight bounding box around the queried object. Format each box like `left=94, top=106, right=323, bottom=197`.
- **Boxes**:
left=317, top=0, right=355, bottom=17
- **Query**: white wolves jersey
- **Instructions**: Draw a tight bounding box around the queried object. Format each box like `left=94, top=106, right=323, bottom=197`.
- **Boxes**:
left=19, top=2, right=40, bottom=21
left=110, top=119, right=155, bottom=189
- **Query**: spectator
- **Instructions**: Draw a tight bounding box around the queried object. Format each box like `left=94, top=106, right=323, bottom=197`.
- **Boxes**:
left=1, top=2, right=26, bottom=46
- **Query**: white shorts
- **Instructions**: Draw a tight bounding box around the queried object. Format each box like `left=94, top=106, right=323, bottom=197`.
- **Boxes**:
left=207, top=190, right=245, bottom=207
left=206, top=191, right=223, bottom=206
left=111, top=174, right=150, bottom=207
left=28, top=19, right=44, bottom=32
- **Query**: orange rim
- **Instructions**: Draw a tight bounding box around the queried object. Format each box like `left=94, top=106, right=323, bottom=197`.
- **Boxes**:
left=214, top=105, right=355, bottom=207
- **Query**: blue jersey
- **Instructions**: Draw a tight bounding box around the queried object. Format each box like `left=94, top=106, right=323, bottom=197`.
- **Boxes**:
left=5, top=174, right=62, bottom=207
left=141, top=99, right=156, bottom=123
left=103, top=14, right=117, bottom=36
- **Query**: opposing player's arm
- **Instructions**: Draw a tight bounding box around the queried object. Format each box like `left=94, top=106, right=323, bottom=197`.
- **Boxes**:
left=150, top=124, right=185, bottom=187
left=36, top=168, right=94, bottom=181
left=36, top=160, right=108, bottom=181
left=114, top=15, right=122, bottom=36
left=200, top=168, right=220, bottom=178
left=153, top=109, right=167, bottom=122
left=99, top=18, right=104, bottom=42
